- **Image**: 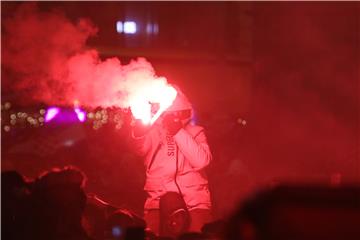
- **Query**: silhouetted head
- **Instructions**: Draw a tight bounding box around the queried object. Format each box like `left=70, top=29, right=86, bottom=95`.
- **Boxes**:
left=1, top=170, right=32, bottom=239
left=2, top=170, right=31, bottom=200
left=32, top=166, right=88, bottom=239
left=159, top=192, right=190, bottom=237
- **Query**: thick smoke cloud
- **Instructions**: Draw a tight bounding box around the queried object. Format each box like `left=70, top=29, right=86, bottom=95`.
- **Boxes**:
left=2, top=3, right=165, bottom=108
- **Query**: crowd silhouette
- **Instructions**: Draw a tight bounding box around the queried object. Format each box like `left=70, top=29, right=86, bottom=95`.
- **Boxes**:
left=2, top=166, right=359, bottom=240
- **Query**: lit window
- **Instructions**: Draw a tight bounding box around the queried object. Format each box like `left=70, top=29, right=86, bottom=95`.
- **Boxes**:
left=116, top=21, right=123, bottom=33
left=124, top=21, right=136, bottom=34
left=153, top=23, right=159, bottom=34
left=146, top=23, right=152, bottom=34
left=146, top=23, right=159, bottom=35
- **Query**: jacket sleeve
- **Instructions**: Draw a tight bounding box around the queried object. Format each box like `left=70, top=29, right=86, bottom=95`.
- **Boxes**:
left=173, top=127, right=212, bottom=169
left=129, top=130, right=152, bottom=157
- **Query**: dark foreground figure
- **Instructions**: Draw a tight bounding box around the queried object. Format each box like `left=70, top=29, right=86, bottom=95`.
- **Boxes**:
left=2, top=167, right=360, bottom=240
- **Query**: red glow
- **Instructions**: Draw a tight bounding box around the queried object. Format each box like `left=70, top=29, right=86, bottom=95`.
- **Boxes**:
left=129, top=83, right=177, bottom=124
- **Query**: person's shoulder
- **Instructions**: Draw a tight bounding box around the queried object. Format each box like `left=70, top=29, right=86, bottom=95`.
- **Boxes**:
left=184, top=123, right=205, bottom=136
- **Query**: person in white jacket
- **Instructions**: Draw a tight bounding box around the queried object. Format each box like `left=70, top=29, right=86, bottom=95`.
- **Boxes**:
left=130, top=88, right=212, bottom=236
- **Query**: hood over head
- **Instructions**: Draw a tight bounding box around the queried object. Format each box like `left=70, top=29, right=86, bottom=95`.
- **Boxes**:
left=166, top=85, right=192, bottom=111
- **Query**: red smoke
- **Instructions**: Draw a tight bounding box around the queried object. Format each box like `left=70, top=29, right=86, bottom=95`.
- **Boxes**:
left=2, top=3, right=169, bottom=109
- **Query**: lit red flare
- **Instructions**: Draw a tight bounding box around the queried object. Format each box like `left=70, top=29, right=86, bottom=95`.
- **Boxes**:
left=129, top=83, right=177, bottom=125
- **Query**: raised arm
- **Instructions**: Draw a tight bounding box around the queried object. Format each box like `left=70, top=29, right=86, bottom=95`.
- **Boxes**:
left=129, top=121, right=153, bottom=157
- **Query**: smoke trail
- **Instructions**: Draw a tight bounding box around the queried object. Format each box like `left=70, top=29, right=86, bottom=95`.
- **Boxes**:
left=2, top=3, right=168, bottom=108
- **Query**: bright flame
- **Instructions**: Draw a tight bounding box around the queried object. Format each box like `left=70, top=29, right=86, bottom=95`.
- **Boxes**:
left=150, top=85, right=177, bottom=124
left=129, top=83, right=177, bottom=125
left=45, top=107, right=60, bottom=122
left=130, top=99, right=152, bottom=124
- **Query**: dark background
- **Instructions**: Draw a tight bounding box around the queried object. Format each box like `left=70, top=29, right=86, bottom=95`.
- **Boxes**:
left=2, top=1, right=359, bottom=218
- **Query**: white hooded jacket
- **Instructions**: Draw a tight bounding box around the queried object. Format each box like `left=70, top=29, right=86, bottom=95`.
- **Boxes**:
left=131, top=89, right=212, bottom=211
left=133, top=122, right=212, bottom=211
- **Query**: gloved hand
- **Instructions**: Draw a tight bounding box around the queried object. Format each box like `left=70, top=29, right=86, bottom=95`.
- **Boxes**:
left=162, top=114, right=183, bottom=136
left=132, top=119, right=151, bottom=137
